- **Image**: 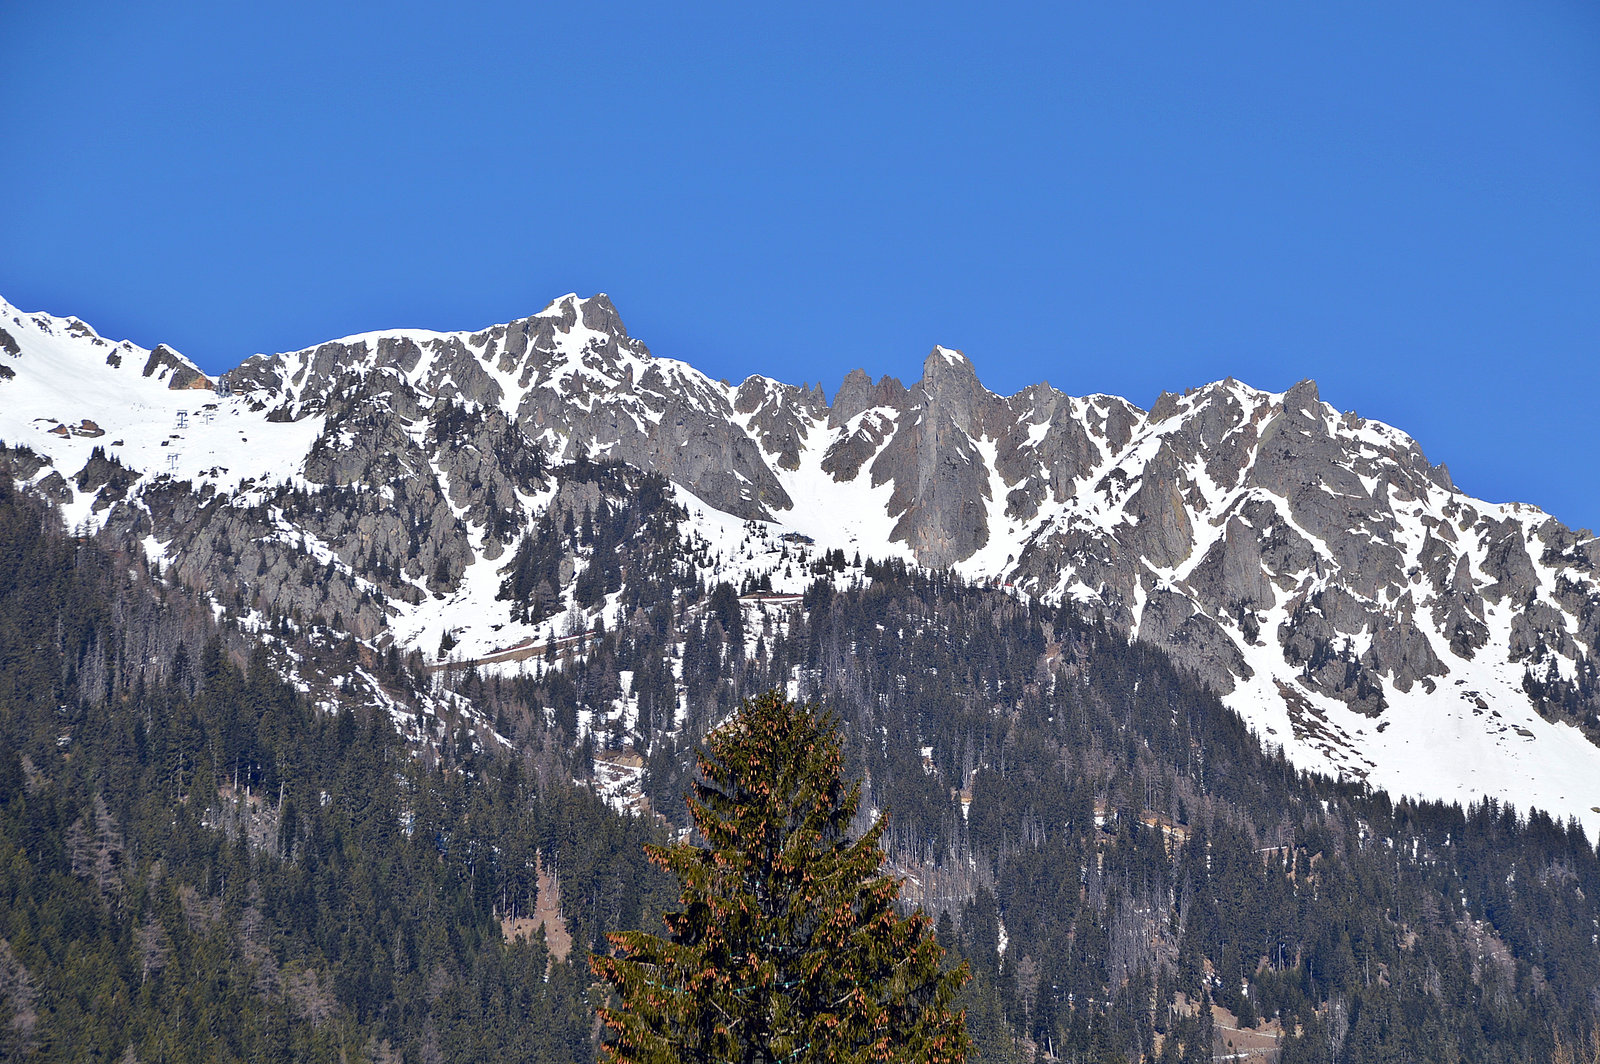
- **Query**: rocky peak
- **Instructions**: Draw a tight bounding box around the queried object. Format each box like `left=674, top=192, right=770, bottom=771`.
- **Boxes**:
left=1282, top=377, right=1322, bottom=417
left=828, top=369, right=908, bottom=428
left=863, top=347, right=1002, bottom=568
left=579, top=293, right=626, bottom=336
left=734, top=376, right=826, bottom=471
left=142, top=343, right=209, bottom=390
left=914, top=346, right=994, bottom=434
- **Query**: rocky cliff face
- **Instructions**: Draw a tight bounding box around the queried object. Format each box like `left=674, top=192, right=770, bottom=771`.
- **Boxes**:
left=4, top=292, right=1599, bottom=830
left=228, top=295, right=792, bottom=522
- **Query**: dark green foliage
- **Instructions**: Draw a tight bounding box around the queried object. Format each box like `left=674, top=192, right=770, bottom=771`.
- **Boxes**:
left=499, top=461, right=689, bottom=625
left=593, top=692, right=971, bottom=1064
left=0, top=471, right=671, bottom=1064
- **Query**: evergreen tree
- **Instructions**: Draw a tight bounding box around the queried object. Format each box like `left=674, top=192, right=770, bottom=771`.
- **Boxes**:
left=593, top=691, right=971, bottom=1064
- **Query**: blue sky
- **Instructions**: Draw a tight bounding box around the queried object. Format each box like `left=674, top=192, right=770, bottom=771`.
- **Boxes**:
left=4, top=3, right=1598, bottom=530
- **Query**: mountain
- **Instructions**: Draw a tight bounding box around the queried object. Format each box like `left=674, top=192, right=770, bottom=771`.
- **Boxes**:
left=2, top=293, right=1598, bottom=834
left=6, top=293, right=1600, bottom=1063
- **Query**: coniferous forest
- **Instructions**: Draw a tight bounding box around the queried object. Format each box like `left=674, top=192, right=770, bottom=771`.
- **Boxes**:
left=3, top=459, right=1600, bottom=1063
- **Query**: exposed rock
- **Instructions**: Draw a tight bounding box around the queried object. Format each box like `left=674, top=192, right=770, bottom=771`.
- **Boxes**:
left=35, top=471, right=72, bottom=504
left=142, top=344, right=208, bottom=390
left=1138, top=589, right=1250, bottom=692
left=735, top=377, right=824, bottom=471
left=870, top=348, right=1001, bottom=568
left=828, top=369, right=908, bottom=428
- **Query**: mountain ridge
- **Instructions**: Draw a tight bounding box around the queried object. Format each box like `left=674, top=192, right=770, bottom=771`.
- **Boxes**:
left=3, top=291, right=1598, bottom=835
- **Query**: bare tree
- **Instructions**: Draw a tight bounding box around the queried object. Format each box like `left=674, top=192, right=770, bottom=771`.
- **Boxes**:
left=134, top=919, right=171, bottom=985
left=0, top=939, right=38, bottom=1058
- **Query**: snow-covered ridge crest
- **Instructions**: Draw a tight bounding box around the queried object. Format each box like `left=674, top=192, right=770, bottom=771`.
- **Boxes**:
left=0, top=296, right=325, bottom=529
left=4, top=291, right=1600, bottom=834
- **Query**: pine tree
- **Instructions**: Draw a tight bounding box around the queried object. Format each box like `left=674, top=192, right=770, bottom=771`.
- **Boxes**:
left=593, top=690, right=971, bottom=1064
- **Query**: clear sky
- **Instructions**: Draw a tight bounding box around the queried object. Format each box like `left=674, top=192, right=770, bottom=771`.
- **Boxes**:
left=4, top=3, right=1598, bottom=531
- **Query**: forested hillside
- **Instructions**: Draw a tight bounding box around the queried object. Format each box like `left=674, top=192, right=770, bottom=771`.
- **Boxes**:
left=0, top=468, right=672, bottom=1063
left=787, top=571, right=1600, bottom=1062
left=3, top=458, right=1600, bottom=1063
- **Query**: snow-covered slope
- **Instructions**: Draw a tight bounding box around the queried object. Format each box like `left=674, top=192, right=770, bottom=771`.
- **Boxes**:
left=0, top=301, right=322, bottom=525
left=4, top=292, right=1599, bottom=834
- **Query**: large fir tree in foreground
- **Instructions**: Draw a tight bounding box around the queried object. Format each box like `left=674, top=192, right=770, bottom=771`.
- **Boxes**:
left=593, top=691, right=971, bottom=1064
